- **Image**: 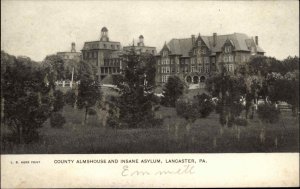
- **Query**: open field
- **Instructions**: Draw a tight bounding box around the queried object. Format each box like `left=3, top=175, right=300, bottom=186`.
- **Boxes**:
left=1, top=103, right=299, bottom=154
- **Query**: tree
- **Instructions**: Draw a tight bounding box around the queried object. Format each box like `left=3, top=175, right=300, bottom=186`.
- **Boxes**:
left=2, top=53, right=53, bottom=143
left=109, top=47, right=159, bottom=128
left=161, top=76, right=185, bottom=107
left=64, top=59, right=80, bottom=81
left=65, top=89, right=77, bottom=108
left=53, top=90, right=65, bottom=112
left=76, top=61, right=101, bottom=124
left=42, top=55, right=65, bottom=90
left=140, top=53, right=156, bottom=87
left=193, top=93, right=215, bottom=118
left=206, top=71, right=246, bottom=127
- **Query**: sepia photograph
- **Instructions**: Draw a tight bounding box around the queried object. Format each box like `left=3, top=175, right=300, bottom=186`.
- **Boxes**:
left=1, top=0, right=299, bottom=187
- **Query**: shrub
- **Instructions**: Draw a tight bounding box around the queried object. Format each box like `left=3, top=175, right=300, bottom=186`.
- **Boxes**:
left=65, top=90, right=76, bottom=107
left=194, top=93, right=214, bottom=118
left=53, top=90, right=65, bottom=112
left=234, top=118, right=248, bottom=126
left=107, top=115, right=119, bottom=129
left=88, top=108, right=97, bottom=115
left=50, top=113, right=66, bottom=128
left=176, top=99, right=199, bottom=122
left=257, top=103, right=280, bottom=124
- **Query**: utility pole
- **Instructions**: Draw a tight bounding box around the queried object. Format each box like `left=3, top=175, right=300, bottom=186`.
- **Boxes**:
left=71, top=67, right=74, bottom=89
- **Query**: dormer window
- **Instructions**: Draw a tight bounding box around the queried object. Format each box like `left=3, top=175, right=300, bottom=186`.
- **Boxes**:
left=225, top=46, right=231, bottom=53
left=251, top=46, right=256, bottom=55
left=198, top=40, right=201, bottom=46
left=163, top=50, right=168, bottom=57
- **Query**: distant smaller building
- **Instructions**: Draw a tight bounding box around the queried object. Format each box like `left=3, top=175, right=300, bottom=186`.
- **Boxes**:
left=123, top=35, right=157, bottom=55
left=57, top=42, right=81, bottom=61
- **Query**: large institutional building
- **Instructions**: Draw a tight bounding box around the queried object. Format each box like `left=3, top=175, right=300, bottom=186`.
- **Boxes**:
left=81, top=27, right=123, bottom=81
left=81, top=27, right=156, bottom=81
left=78, top=27, right=265, bottom=86
left=155, top=33, right=265, bottom=87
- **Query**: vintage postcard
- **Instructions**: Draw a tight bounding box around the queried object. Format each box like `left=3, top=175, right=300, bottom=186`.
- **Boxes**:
left=1, top=0, right=299, bottom=188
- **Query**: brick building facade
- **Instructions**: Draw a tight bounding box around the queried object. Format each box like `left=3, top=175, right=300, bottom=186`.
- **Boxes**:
left=155, top=33, right=265, bottom=87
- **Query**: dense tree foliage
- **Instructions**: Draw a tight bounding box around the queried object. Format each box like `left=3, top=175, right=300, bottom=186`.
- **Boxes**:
left=76, top=61, right=102, bottom=124
left=65, top=89, right=77, bottom=108
left=161, top=76, right=186, bottom=107
left=2, top=52, right=56, bottom=143
left=108, top=47, right=160, bottom=128
left=206, top=71, right=246, bottom=127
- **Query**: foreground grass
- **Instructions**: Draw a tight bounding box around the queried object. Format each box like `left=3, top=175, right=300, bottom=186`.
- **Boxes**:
left=1, top=104, right=299, bottom=154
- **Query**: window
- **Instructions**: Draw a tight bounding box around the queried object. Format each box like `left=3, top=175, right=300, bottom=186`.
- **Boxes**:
left=229, top=64, right=234, bottom=72
left=212, top=57, right=215, bottom=63
left=202, top=48, right=206, bottom=54
left=197, top=58, right=202, bottom=64
left=199, top=67, right=203, bottom=73
left=177, top=68, right=180, bottom=73
left=228, top=55, right=233, bottom=62
left=103, top=44, right=107, bottom=49
left=191, top=66, right=195, bottom=72
left=242, top=55, right=246, bottom=62
left=198, top=40, right=201, bottom=46
left=163, top=50, right=168, bottom=57
left=223, top=56, right=228, bottom=62
left=204, top=57, right=209, bottom=64
left=166, top=67, right=170, bottom=73
left=251, top=47, right=255, bottom=55
left=111, top=45, right=114, bottom=49
left=162, top=75, right=170, bottom=83
left=225, top=46, right=231, bottom=53
left=205, top=66, right=210, bottom=73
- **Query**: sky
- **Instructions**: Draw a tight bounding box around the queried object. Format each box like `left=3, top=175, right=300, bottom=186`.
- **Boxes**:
left=1, top=0, right=299, bottom=61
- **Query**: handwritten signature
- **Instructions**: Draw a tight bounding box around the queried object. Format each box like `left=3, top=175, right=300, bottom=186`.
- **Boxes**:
left=121, top=164, right=195, bottom=176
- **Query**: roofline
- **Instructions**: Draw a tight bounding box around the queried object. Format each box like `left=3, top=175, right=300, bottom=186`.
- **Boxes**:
left=123, top=45, right=156, bottom=48
left=57, top=52, right=81, bottom=54
left=84, top=41, right=121, bottom=44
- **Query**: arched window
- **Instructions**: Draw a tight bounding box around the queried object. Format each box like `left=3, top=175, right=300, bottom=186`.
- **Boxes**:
left=186, top=76, right=192, bottom=83
left=193, top=76, right=199, bottom=84
left=200, top=76, right=206, bottom=83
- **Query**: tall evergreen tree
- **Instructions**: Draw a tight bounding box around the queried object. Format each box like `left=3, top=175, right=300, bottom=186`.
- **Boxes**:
left=76, top=60, right=102, bottom=124
left=110, top=47, right=159, bottom=128
left=161, top=76, right=186, bottom=107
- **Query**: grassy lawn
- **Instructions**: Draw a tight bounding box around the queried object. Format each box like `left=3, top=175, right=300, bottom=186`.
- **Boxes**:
left=1, top=103, right=299, bottom=154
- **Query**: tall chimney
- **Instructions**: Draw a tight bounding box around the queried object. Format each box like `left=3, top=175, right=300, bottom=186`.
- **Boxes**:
left=71, top=42, right=76, bottom=52
left=213, top=33, right=217, bottom=47
left=191, top=35, right=195, bottom=45
left=255, top=36, right=258, bottom=46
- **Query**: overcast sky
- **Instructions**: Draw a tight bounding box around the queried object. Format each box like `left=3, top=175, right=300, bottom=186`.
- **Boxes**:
left=1, top=0, right=299, bottom=61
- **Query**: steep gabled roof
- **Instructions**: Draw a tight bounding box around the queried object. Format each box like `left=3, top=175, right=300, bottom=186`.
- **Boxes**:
left=162, top=33, right=265, bottom=57
left=167, top=38, right=192, bottom=57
